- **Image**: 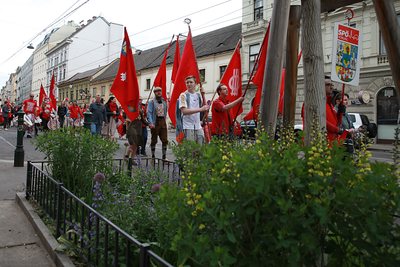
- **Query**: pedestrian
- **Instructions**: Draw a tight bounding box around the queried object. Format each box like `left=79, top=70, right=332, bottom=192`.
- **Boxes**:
left=147, top=87, right=168, bottom=159
left=177, top=75, right=209, bottom=144
left=22, top=93, right=38, bottom=138
left=40, top=98, right=52, bottom=131
left=58, top=100, right=68, bottom=128
left=69, top=100, right=83, bottom=127
left=104, top=96, right=118, bottom=140
left=138, top=100, right=149, bottom=156
left=89, top=95, right=106, bottom=135
left=210, top=83, right=244, bottom=139
left=1, top=101, right=11, bottom=130
left=125, top=98, right=149, bottom=164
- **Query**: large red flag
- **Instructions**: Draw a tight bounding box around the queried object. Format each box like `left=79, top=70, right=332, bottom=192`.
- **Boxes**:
left=171, top=36, right=180, bottom=83
left=220, top=41, right=243, bottom=118
left=49, top=74, right=57, bottom=110
left=39, top=84, right=47, bottom=107
left=167, top=29, right=200, bottom=127
left=153, top=46, right=169, bottom=101
left=110, top=27, right=140, bottom=121
left=243, top=23, right=270, bottom=121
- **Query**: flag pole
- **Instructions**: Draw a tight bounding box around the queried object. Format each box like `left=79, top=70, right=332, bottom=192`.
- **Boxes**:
left=202, top=39, right=242, bottom=123
left=144, top=34, right=175, bottom=107
left=231, top=24, right=269, bottom=125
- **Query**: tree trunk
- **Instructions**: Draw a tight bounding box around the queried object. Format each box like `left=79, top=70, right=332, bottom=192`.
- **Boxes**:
left=283, top=5, right=302, bottom=125
left=259, top=0, right=291, bottom=137
left=301, top=0, right=326, bottom=146
left=372, top=0, right=400, bottom=107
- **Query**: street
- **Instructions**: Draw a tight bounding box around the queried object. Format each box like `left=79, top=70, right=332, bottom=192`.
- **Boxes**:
left=0, top=127, right=395, bottom=164
left=0, top=127, right=177, bottom=163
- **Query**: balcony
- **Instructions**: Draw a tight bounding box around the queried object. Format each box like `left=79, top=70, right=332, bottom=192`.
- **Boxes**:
left=377, top=54, right=389, bottom=64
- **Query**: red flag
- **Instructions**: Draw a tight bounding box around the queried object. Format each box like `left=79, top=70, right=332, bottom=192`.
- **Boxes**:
left=39, top=84, right=47, bottom=107
left=171, top=36, right=180, bottom=83
left=49, top=74, right=57, bottom=110
left=220, top=41, right=243, bottom=118
left=243, top=23, right=270, bottom=121
left=153, top=46, right=169, bottom=101
left=110, top=27, right=140, bottom=121
left=167, top=28, right=200, bottom=127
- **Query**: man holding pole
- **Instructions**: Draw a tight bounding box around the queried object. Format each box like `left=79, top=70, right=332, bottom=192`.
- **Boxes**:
left=210, top=84, right=244, bottom=138
left=147, top=87, right=168, bottom=159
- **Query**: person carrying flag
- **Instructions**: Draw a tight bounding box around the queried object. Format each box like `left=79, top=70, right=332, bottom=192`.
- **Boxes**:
left=177, top=75, right=209, bottom=144
left=211, top=84, right=244, bottom=139
left=147, top=87, right=168, bottom=159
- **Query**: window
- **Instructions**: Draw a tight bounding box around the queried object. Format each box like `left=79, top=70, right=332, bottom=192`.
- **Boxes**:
left=254, top=0, right=263, bottom=21
left=146, top=78, right=151, bottom=90
left=63, top=67, right=66, bottom=80
left=101, top=86, right=106, bottom=96
left=219, top=65, right=227, bottom=79
left=92, top=88, right=97, bottom=97
left=249, top=44, right=260, bottom=72
left=199, top=69, right=206, bottom=83
left=70, top=91, right=74, bottom=100
left=377, top=87, right=398, bottom=125
left=379, top=14, right=400, bottom=55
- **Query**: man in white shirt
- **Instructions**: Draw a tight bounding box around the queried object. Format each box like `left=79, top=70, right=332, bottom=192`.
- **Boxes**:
left=178, top=75, right=209, bottom=144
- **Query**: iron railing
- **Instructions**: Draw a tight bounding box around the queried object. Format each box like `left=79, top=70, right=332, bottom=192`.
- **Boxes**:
left=26, top=160, right=175, bottom=267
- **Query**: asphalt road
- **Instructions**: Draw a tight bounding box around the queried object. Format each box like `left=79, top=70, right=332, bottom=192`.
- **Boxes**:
left=0, top=127, right=177, bottom=162
left=0, top=127, right=395, bottom=163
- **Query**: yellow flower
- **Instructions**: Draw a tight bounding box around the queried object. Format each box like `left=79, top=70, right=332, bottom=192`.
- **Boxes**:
left=222, top=155, right=228, bottom=161
left=187, top=200, right=194, bottom=206
left=199, top=224, right=205, bottom=230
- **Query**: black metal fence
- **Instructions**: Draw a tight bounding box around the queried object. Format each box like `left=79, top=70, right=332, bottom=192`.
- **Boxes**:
left=26, top=159, right=176, bottom=267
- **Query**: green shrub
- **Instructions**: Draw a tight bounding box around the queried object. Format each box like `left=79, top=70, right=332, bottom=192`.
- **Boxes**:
left=34, top=127, right=119, bottom=202
left=154, top=131, right=400, bottom=266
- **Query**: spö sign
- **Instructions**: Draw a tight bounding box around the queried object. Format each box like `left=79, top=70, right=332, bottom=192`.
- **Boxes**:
left=331, top=23, right=362, bottom=86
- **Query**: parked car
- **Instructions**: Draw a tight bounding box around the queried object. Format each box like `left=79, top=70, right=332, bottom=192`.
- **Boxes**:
left=293, top=113, right=377, bottom=138
left=240, top=120, right=257, bottom=138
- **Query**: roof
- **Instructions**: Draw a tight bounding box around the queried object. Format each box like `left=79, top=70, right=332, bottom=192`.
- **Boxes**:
left=92, top=22, right=242, bottom=82
left=91, top=58, right=120, bottom=83
left=58, top=66, right=105, bottom=86
left=135, top=22, right=241, bottom=70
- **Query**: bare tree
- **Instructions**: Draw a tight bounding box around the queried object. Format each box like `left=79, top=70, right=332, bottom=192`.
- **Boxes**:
left=301, top=0, right=326, bottom=146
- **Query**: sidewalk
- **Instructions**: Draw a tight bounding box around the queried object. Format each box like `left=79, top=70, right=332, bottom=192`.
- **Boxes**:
left=369, top=143, right=395, bottom=152
left=0, top=160, right=59, bottom=267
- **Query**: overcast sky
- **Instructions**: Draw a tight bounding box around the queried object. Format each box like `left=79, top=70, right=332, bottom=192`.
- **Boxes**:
left=0, top=0, right=242, bottom=87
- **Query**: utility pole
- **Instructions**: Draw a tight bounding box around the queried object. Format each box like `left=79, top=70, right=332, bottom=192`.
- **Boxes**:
left=301, top=0, right=326, bottom=146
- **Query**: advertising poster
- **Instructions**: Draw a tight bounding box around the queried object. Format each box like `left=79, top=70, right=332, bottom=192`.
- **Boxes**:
left=331, top=23, right=362, bottom=86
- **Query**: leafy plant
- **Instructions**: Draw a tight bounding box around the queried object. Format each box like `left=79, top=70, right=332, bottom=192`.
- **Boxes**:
left=34, top=127, right=119, bottom=202
left=153, top=130, right=400, bottom=266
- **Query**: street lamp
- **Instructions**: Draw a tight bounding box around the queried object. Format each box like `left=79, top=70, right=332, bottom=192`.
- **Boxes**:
left=27, top=43, right=34, bottom=49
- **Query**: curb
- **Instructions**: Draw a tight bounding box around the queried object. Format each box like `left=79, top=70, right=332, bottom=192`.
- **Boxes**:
left=16, top=192, right=75, bottom=267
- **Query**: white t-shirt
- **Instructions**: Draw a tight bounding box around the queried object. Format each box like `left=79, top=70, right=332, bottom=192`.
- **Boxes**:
left=179, top=92, right=202, bottom=130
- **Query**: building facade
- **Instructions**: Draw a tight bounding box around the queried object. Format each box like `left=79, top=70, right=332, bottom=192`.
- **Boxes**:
left=241, top=0, right=400, bottom=142
left=45, top=16, right=123, bottom=96
left=31, top=22, right=80, bottom=99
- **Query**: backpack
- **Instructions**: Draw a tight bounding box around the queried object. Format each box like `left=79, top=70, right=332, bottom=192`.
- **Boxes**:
left=175, top=92, right=202, bottom=137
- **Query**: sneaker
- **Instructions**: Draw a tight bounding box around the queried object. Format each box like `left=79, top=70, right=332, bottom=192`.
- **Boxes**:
left=27, top=134, right=32, bottom=138
left=4, top=128, right=8, bottom=131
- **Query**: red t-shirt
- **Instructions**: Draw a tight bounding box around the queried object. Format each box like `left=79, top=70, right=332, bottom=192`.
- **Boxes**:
left=41, top=104, right=52, bottom=120
left=23, top=99, right=37, bottom=114
left=211, top=97, right=232, bottom=135
left=69, top=105, right=82, bottom=119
